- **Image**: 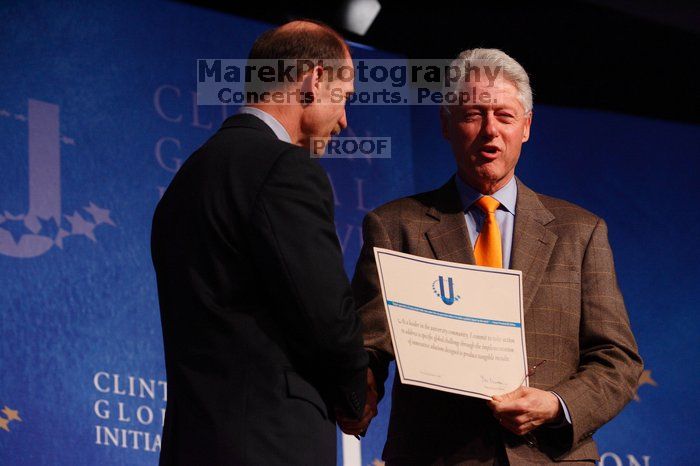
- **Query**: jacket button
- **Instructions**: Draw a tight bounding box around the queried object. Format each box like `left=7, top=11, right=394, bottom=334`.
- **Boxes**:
left=525, top=434, right=536, bottom=448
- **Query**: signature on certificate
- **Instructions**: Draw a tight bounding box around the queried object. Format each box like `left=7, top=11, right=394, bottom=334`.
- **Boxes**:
left=480, top=375, right=506, bottom=386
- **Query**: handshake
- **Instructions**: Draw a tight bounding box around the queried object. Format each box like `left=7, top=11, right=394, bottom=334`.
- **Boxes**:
left=336, top=368, right=379, bottom=436
left=335, top=367, right=565, bottom=438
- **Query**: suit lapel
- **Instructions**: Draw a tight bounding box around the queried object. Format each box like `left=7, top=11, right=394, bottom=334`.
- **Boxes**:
left=424, top=178, right=476, bottom=265
left=423, top=177, right=558, bottom=312
left=510, top=179, right=558, bottom=312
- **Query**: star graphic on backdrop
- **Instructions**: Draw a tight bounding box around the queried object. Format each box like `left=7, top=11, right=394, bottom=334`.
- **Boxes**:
left=14, top=114, right=26, bottom=122
left=0, top=217, right=31, bottom=243
left=2, top=407, right=21, bottom=422
left=3, top=211, right=24, bottom=220
left=84, top=202, right=116, bottom=227
left=55, top=228, right=71, bottom=249
left=0, top=417, right=9, bottom=432
left=634, top=369, right=657, bottom=401
left=0, top=109, right=11, bottom=117
left=60, top=135, right=75, bottom=145
left=37, top=216, right=60, bottom=239
left=64, top=211, right=96, bottom=242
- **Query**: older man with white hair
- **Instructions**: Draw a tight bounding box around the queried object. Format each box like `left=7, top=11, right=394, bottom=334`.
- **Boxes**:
left=341, top=49, right=643, bottom=465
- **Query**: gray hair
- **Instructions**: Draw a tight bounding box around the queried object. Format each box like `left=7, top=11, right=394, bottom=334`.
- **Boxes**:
left=445, top=48, right=533, bottom=113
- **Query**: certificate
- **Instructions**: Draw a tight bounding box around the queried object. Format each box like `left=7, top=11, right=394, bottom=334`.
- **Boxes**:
left=373, top=247, right=528, bottom=400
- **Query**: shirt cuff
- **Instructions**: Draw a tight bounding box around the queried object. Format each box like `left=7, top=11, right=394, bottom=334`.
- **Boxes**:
left=548, top=391, right=572, bottom=427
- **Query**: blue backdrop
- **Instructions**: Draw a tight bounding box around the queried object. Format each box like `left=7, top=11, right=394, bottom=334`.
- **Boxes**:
left=1, top=1, right=698, bottom=465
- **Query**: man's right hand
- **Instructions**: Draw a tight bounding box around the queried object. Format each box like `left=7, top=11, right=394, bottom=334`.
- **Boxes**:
left=337, top=368, right=378, bottom=436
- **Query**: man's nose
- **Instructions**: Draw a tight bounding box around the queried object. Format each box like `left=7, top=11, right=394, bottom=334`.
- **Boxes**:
left=481, top=114, right=498, bottom=138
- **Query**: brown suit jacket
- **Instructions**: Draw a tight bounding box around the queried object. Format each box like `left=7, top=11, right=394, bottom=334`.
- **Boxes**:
left=352, top=177, right=643, bottom=465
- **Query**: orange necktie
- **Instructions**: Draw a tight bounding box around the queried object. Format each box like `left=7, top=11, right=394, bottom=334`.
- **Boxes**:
left=473, top=196, right=502, bottom=268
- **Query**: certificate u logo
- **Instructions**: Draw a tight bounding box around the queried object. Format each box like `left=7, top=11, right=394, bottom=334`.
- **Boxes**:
left=438, top=276, right=455, bottom=305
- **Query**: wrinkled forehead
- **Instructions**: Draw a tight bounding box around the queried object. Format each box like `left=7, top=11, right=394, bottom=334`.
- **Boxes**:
left=448, top=78, right=524, bottom=112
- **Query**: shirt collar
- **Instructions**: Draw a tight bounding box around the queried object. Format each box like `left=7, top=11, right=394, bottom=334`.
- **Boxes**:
left=238, top=107, right=292, bottom=143
left=455, top=174, right=518, bottom=214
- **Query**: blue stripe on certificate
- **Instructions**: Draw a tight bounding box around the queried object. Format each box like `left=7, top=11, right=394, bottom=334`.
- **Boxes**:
left=386, top=300, right=522, bottom=328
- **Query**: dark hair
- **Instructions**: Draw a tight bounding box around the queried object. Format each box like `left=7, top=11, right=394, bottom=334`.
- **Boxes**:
left=248, top=19, right=349, bottom=62
left=245, top=20, right=350, bottom=98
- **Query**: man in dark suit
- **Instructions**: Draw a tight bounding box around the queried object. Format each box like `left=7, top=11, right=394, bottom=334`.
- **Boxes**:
left=341, top=49, right=643, bottom=465
left=151, top=21, right=368, bottom=465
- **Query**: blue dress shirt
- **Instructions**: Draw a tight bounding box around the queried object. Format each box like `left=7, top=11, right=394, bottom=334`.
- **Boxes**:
left=455, top=175, right=517, bottom=268
left=238, top=106, right=292, bottom=143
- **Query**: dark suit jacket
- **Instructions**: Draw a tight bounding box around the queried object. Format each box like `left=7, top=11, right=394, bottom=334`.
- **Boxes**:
left=352, top=177, right=643, bottom=465
left=151, top=114, right=368, bottom=465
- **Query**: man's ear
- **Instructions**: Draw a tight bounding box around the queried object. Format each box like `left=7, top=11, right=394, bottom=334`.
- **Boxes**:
left=300, top=65, right=324, bottom=106
left=439, top=106, right=451, bottom=140
left=522, top=111, right=533, bottom=143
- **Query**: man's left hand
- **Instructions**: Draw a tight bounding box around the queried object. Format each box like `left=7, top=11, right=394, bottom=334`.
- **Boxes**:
left=487, top=386, right=563, bottom=436
left=336, top=368, right=379, bottom=436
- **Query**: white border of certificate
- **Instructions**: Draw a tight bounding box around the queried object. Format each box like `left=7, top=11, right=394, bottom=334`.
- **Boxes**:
left=373, top=247, right=528, bottom=399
